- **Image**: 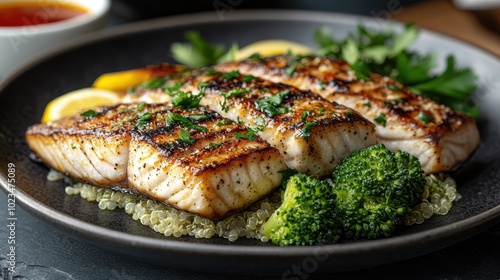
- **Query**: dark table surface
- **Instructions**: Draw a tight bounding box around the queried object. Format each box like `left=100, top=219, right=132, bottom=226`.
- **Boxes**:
left=2, top=1, right=500, bottom=279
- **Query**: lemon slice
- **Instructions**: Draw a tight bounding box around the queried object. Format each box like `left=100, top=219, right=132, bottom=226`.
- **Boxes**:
left=234, top=39, right=313, bottom=61
left=92, top=69, right=152, bottom=92
left=41, top=88, right=121, bottom=123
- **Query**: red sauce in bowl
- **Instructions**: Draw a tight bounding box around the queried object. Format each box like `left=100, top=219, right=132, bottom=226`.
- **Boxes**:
left=0, top=2, right=88, bottom=27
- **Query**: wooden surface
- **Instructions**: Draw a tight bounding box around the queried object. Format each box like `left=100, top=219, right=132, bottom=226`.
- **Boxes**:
left=394, top=0, right=500, bottom=56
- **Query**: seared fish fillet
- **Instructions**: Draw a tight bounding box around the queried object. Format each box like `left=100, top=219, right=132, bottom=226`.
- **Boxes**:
left=26, top=103, right=286, bottom=219
left=216, top=55, right=480, bottom=174
left=124, top=70, right=377, bottom=177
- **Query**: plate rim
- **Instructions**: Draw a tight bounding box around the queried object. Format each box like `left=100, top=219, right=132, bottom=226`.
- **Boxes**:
left=1, top=8, right=500, bottom=269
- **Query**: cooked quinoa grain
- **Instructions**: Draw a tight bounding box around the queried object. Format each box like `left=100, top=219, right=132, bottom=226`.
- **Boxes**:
left=58, top=172, right=281, bottom=242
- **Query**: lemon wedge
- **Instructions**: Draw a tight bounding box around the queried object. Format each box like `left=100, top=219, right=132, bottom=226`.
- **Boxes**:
left=92, top=69, right=152, bottom=92
left=234, top=39, right=313, bottom=61
left=41, top=88, right=121, bottom=123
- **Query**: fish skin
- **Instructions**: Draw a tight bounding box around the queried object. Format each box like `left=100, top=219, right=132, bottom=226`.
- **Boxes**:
left=215, top=55, right=480, bottom=174
left=124, top=70, right=377, bottom=177
left=26, top=103, right=286, bottom=219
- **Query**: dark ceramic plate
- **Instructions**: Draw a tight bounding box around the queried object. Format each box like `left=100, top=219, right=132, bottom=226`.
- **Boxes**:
left=1, top=10, right=500, bottom=276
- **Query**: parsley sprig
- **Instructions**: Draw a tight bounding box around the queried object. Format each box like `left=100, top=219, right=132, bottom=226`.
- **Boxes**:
left=255, top=89, right=291, bottom=117
left=314, top=24, right=478, bottom=117
left=170, top=31, right=237, bottom=67
left=166, top=112, right=208, bottom=132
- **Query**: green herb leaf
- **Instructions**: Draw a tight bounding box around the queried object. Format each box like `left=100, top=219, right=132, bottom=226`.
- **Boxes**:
left=176, top=129, right=195, bottom=144
left=221, top=70, right=240, bottom=80
left=417, top=111, right=433, bottom=124
left=135, top=112, right=153, bottom=127
left=168, top=90, right=203, bottom=109
left=312, top=24, right=478, bottom=117
left=80, top=110, right=98, bottom=118
left=216, top=119, right=232, bottom=126
left=255, top=89, right=291, bottom=117
left=299, top=121, right=315, bottom=139
left=236, top=127, right=259, bottom=141
left=300, top=110, right=312, bottom=120
left=170, top=31, right=226, bottom=67
left=141, top=77, right=166, bottom=89
left=166, top=112, right=207, bottom=132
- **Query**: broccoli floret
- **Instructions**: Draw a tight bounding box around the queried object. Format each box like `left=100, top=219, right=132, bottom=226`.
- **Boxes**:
left=332, top=144, right=426, bottom=239
left=260, top=173, right=341, bottom=246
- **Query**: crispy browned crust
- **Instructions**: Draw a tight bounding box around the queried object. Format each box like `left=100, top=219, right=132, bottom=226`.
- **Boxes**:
left=216, top=55, right=481, bottom=173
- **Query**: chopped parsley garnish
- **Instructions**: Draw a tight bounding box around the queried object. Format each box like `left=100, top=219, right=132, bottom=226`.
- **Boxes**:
left=300, top=110, right=312, bottom=120
left=135, top=111, right=154, bottom=127
left=384, top=101, right=394, bottom=109
left=417, top=111, right=433, bottom=124
left=80, top=110, right=98, bottom=118
left=188, top=114, right=209, bottom=121
left=220, top=87, right=249, bottom=112
left=243, top=75, right=257, bottom=82
left=285, top=61, right=296, bottom=76
left=236, top=127, right=259, bottom=141
left=374, top=113, right=387, bottom=127
left=317, top=108, right=325, bottom=116
left=253, top=117, right=266, bottom=129
left=255, top=89, right=291, bottom=117
left=166, top=112, right=207, bottom=132
left=248, top=53, right=262, bottom=61
left=205, top=69, right=222, bottom=76
left=141, top=77, right=166, bottom=89
left=363, top=102, right=371, bottom=108
left=299, top=121, right=315, bottom=139
left=163, top=82, right=183, bottom=94
left=176, top=129, right=195, bottom=144
left=313, top=23, right=478, bottom=117
left=209, top=142, right=223, bottom=147
left=168, top=90, right=203, bottom=109
left=137, top=103, right=146, bottom=112
left=387, top=84, right=401, bottom=92
left=170, top=31, right=227, bottom=67
left=198, top=81, right=210, bottom=91
left=216, top=119, right=232, bottom=126
left=221, top=70, right=240, bottom=80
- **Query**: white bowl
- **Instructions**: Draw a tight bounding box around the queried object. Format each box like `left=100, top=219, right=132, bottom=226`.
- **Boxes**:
left=0, top=0, right=110, bottom=78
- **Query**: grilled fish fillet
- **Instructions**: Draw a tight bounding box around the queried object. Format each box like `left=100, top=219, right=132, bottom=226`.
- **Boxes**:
left=123, top=70, right=377, bottom=177
left=216, top=55, right=480, bottom=174
left=26, top=103, right=286, bottom=219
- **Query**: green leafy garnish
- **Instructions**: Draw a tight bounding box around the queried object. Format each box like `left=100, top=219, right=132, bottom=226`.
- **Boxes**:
left=220, top=88, right=249, bottom=112
left=170, top=31, right=236, bottom=67
left=255, top=89, right=291, bottom=117
left=168, top=90, right=203, bottom=109
left=300, top=110, right=312, bottom=120
left=221, top=70, right=241, bottom=80
left=166, top=112, right=207, bottom=132
left=137, top=103, right=146, bottom=112
left=299, top=121, right=315, bottom=140
left=216, top=119, right=232, bottom=126
left=176, top=129, right=195, bottom=144
left=374, top=113, right=387, bottom=127
left=141, top=77, right=166, bottom=89
left=135, top=112, right=153, bottom=127
left=236, top=127, right=259, bottom=141
left=314, top=24, right=478, bottom=117
left=417, top=111, right=433, bottom=124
